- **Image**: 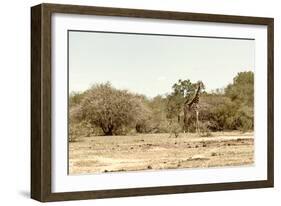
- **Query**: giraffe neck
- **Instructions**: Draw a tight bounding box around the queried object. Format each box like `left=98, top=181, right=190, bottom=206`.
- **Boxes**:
left=195, top=84, right=201, bottom=97
left=189, top=84, right=201, bottom=105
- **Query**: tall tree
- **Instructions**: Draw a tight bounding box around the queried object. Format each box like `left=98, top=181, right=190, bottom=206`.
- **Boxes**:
left=166, top=79, right=204, bottom=122
left=225, top=71, right=254, bottom=106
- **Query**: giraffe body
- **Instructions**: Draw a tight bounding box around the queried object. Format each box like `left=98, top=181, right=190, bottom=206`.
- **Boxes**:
left=183, top=82, right=202, bottom=134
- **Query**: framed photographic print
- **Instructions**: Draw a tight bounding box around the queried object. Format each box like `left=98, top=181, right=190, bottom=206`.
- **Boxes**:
left=31, top=3, right=274, bottom=202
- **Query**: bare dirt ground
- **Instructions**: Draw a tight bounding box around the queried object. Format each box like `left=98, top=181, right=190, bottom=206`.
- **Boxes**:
left=69, top=131, right=254, bottom=175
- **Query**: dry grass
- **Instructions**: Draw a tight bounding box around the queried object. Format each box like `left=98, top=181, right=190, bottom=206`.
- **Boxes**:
left=69, top=131, right=254, bottom=175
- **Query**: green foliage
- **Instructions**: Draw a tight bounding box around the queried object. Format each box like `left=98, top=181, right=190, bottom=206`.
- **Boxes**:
left=136, top=95, right=170, bottom=133
left=198, top=71, right=254, bottom=132
left=69, top=91, right=85, bottom=107
left=168, top=120, right=182, bottom=138
left=166, top=72, right=254, bottom=133
left=166, top=79, right=204, bottom=121
left=225, top=71, right=254, bottom=106
left=69, top=120, right=103, bottom=142
left=70, top=83, right=150, bottom=136
left=166, top=94, right=183, bottom=126
left=69, top=71, right=254, bottom=138
left=172, top=79, right=194, bottom=97
left=224, top=71, right=254, bottom=131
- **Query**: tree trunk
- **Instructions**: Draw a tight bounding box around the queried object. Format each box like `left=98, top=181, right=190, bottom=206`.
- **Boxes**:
left=101, top=124, right=114, bottom=136
left=104, top=130, right=113, bottom=136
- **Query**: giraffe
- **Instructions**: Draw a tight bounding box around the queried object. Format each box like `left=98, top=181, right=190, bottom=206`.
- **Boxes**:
left=183, top=82, right=203, bottom=135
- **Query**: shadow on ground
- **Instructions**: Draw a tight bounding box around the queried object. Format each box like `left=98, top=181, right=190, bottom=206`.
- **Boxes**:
left=18, top=190, right=30, bottom=198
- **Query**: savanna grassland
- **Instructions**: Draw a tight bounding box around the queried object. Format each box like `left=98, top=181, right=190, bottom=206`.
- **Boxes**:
left=69, top=71, right=254, bottom=174
left=69, top=132, right=254, bottom=174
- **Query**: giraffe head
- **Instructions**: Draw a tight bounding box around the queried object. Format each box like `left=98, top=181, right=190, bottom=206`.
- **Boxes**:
left=196, top=81, right=205, bottom=92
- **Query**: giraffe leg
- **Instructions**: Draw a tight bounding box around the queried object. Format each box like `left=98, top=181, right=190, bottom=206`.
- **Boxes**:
left=197, top=123, right=200, bottom=135
left=196, top=111, right=200, bottom=136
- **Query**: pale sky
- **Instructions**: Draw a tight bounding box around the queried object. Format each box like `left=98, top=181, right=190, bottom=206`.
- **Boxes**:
left=69, top=31, right=254, bottom=97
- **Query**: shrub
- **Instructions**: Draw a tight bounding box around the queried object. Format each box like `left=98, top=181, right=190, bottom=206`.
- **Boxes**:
left=168, top=121, right=182, bottom=138
left=77, top=83, right=150, bottom=135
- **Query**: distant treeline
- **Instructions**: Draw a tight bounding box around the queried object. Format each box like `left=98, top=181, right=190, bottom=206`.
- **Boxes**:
left=69, top=71, right=254, bottom=141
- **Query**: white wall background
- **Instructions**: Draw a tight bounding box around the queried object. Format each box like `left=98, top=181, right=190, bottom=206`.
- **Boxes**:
left=0, top=0, right=279, bottom=205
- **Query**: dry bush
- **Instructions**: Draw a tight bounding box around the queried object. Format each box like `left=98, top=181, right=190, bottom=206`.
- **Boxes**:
left=72, top=83, right=151, bottom=136
left=68, top=71, right=254, bottom=137
left=168, top=121, right=182, bottom=138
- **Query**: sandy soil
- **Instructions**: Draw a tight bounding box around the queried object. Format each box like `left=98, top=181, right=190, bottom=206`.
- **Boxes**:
left=69, top=131, right=254, bottom=175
